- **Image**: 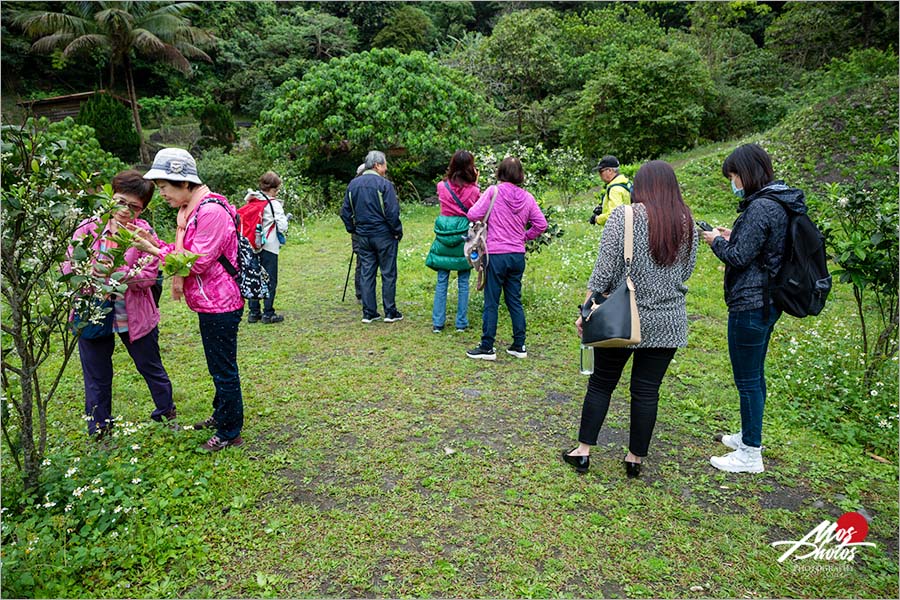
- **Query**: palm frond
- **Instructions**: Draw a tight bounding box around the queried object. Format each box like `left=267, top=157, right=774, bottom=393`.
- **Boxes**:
left=132, top=29, right=190, bottom=73
left=172, top=42, right=211, bottom=63
left=94, top=7, right=135, bottom=31
left=144, top=2, right=203, bottom=20
left=63, top=34, right=111, bottom=57
left=11, top=10, right=91, bottom=38
left=31, top=33, right=76, bottom=54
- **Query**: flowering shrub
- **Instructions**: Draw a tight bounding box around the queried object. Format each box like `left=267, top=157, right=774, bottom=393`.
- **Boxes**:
left=1, top=424, right=210, bottom=597
left=810, top=131, right=898, bottom=385
left=473, top=141, right=595, bottom=254
left=768, top=315, right=898, bottom=459
left=1, top=119, right=128, bottom=491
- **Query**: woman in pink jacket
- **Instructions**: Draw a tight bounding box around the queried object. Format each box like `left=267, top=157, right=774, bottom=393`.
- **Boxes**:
left=132, top=148, right=245, bottom=452
left=465, top=156, right=548, bottom=361
left=65, top=170, right=175, bottom=439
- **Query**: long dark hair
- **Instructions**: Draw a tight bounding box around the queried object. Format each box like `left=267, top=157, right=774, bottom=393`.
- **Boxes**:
left=721, top=143, right=774, bottom=196
left=445, top=150, right=477, bottom=185
left=631, top=160, right=693, bottom=267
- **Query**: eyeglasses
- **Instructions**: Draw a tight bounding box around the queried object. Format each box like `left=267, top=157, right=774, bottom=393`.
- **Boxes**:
left=115, top=199, right=144, bottom=213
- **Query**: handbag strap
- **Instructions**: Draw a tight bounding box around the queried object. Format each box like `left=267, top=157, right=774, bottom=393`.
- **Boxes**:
left=443, top=181, right=469, bottom=214
left=622, top=204, right=634, bottom=276
left=259, top=191, right=280, bottom=236
left=484, top=185, right=499, bottom=223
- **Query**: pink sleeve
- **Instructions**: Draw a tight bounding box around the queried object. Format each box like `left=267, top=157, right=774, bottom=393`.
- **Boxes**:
left=188, top=206, right=232, bottom=275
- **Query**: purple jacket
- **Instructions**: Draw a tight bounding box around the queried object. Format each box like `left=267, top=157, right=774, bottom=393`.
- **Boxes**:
left=467, top=182, right=547, bottom=254
left=159, top=194, right=244, bottom=314
left=437, top=180, right=480, bottom=217
left=64, top=217, right=162, bottom=343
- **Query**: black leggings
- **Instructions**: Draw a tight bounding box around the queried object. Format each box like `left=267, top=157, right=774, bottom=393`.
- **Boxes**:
left=577, top=347, right=676, bottom=457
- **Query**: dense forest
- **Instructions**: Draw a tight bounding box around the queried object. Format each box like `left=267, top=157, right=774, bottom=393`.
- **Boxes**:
left=2, top=0, right=897, bottom=200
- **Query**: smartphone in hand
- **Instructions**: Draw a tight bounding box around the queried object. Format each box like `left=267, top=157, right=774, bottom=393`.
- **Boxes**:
left=696, top=220, right=713, bottom=232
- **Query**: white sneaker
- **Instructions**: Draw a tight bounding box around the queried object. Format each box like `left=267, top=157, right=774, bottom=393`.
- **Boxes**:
left=719, top=432, right=742, bottom=450
left=710, top=445, right=764, bottom=473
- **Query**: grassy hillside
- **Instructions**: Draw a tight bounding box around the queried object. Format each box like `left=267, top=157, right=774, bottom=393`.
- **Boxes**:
left=3, top=74, right=898, bottom=600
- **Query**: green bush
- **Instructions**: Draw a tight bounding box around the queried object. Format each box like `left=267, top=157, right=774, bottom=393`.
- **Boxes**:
left=371, top=5, right=436, bottom=52
left=196, top=102, right=236, bottom=152
left=563, top=40, right=713, bottom=162
left=75, top=93, right=140, bottom=163
left=43, top=117, right=128, bottom=180
left=138, top=94, right=209, bottom=129
left=195, top=139, right=274, bottom=203
left=257, top=48, right=491, bottom=184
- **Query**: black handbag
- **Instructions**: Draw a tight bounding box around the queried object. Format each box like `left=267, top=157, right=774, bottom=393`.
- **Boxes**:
left=73, top=298, right=115, bottom=339
left=581, top=205, right=641, bottom=348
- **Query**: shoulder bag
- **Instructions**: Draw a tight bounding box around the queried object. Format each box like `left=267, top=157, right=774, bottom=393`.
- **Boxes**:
left=581, top=204, right=641, bottom=347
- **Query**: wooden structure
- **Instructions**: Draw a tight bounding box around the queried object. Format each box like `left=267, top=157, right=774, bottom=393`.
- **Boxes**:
left=16, top=90, right=136, bottom=122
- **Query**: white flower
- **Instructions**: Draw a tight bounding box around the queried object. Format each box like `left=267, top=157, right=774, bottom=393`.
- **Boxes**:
left=41, top=458, right=52, bottom=467
left=870, top=389, right=878, bottom=397
left=131, top=444, right=140, bottom=451
left=129, top=457, right=138, bottom=465
left=114, top=505, right=123, bottom=514
left=131, top=478, right=141, bottom=485
left=42, top=501, right=56, bottom=509
left=65, top=467, right=78, bottom=478
left=64, top=504, right=73, bottom=512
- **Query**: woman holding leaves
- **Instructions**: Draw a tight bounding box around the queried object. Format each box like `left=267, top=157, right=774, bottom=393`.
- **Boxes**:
left=64, top=170, right=175, bottom=439
left=130, top=148, right=245, bottom=452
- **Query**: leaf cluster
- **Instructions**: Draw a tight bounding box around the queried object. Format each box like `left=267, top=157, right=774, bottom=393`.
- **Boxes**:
left=257, top=48, right=490, bottom=174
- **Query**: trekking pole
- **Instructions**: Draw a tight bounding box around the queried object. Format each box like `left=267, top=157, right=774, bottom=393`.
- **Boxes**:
left=341, top=250, right=354, bottom=302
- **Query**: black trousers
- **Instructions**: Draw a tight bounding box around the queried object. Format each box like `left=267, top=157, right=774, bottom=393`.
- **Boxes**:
left=356, top=233, right=399, bottom=318
left=577, top=347, right=676, bottom=457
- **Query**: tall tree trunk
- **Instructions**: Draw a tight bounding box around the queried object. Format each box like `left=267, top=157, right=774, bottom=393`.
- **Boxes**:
left=124, top=57, right=148, bottom=163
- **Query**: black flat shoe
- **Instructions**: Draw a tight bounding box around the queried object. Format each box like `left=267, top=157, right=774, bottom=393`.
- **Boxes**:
left=624, top=460, right=642, bottom=478
left=562, top=449, right=590, bottom=473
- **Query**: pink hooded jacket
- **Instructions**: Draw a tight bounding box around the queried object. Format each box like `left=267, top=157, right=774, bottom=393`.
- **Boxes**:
left=63, top=217, right=162, bottom=343
left=158, top=194, right=244, bottom=314
left=467, top=182, right=547, bottom=254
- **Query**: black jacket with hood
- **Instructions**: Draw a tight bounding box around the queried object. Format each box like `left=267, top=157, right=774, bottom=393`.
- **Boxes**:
left=711, top=181, right=806, bottom=311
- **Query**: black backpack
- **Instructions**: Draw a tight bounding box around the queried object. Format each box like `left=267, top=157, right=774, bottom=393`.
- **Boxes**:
left=769, top=204, right=832, bottom=318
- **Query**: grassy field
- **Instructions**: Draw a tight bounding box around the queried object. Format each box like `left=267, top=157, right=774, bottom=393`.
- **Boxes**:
left=3, top=160, right=898, bottom=597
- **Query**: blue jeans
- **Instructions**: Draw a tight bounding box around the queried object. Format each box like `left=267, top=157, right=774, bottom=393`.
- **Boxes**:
left=357, top=234, right=399, bottom=318
left=728, top=306, right=781, bottom=448
left=432, top=269, right=471, bottom=330
left=248, top=250, right=278, bottom=317
left=198, top=309, right=244, bottom=441
left=481, top=253, right=526, bottom=349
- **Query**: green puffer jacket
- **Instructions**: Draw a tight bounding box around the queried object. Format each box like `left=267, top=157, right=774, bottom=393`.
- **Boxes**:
left=425, top=215, right=471, bottom=272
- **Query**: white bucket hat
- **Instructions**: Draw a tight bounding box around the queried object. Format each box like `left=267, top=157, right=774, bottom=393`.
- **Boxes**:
left=143, top=147, right=202, bottom=184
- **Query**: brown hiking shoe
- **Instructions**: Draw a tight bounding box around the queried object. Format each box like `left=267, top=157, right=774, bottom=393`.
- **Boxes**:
left=193, top=416, right=217, bottom=431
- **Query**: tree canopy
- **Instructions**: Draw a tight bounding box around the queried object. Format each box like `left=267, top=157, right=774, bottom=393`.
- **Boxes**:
left=257, top=48, right=491, bottom=176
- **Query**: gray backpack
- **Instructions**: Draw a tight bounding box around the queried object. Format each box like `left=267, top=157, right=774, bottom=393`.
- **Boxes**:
left=463, top=186, right=499, bottom=291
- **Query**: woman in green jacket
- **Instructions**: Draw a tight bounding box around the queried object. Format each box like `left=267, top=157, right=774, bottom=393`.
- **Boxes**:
left=426, top=151, right=480, bottom=333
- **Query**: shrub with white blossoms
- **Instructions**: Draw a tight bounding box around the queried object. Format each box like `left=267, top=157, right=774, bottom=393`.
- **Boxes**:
left=1, top=119, right=127, bottom=492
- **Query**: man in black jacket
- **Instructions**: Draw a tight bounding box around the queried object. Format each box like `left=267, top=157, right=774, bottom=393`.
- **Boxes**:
left=340, top=150, right=404, bottom=323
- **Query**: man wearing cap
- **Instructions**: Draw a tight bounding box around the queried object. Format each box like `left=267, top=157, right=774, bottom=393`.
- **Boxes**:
left=590, top=155, right=631, bottom=228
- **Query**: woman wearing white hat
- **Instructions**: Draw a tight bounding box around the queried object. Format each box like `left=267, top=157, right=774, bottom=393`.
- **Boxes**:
left=131, top=147, right=246, bottom=452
